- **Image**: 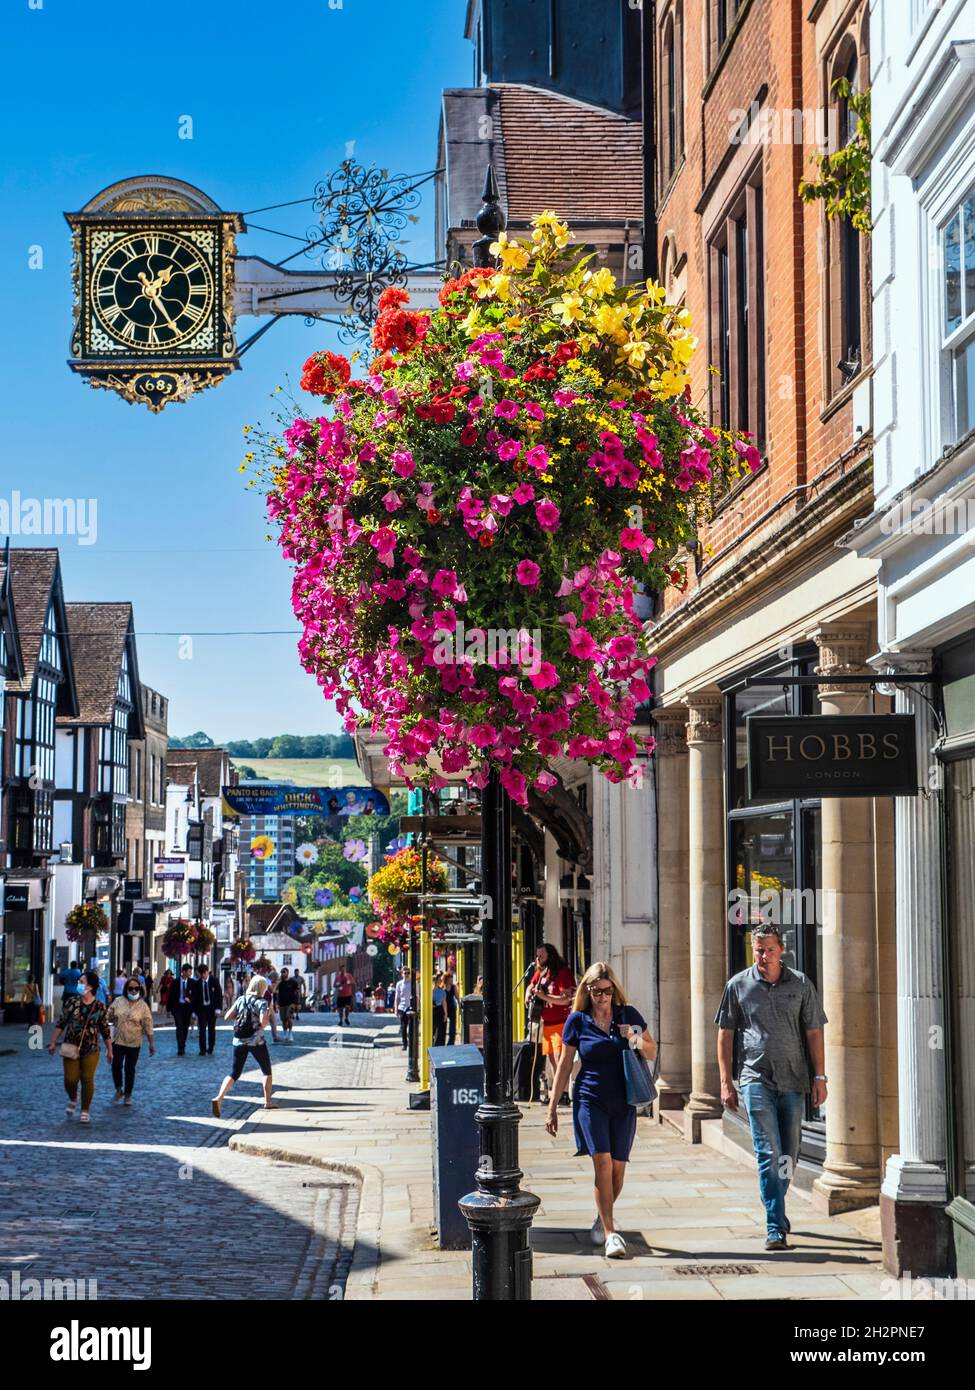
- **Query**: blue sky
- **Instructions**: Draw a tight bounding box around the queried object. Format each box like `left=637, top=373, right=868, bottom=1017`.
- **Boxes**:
left=1, top=0, right=471, bottom=741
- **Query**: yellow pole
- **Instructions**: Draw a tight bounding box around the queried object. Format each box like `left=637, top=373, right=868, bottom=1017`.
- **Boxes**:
left=512, top=925, right=525, bottom=1043
left=420, top=926, right=433, bottom=1090
left=456, top=948, right=466, bottom=1003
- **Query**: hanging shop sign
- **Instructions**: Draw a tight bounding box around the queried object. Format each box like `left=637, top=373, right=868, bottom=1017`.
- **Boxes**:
left=747, top=714, right=918, bottom=799
left=222, top=784, right=390, bottom=818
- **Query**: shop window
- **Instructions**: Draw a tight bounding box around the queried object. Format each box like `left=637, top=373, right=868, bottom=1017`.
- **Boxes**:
left=723, top=651, right=826, bottom=1160
left=822, top=31, right=870, bottom=401
left=710, top=0, right=744, bottom=69
left=709, top=168, right=766, bottom=452
left=941, top=183, right=975, bottom=441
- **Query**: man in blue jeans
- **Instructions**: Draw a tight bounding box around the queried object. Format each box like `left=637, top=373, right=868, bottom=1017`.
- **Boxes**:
left=715, top=927, right=828, bottom=1252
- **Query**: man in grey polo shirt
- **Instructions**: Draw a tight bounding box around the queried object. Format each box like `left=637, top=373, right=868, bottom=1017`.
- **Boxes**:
left=715, top=926, right=828, bottom=1251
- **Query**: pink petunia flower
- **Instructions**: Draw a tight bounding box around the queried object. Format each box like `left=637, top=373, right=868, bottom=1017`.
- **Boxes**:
left=515, top=559, right=541, bottom=588
left=535, top=499, right=561, bottom=532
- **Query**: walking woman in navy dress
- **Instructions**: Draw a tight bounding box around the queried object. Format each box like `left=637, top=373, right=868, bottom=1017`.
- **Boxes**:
left=545, top=962, right=657, bottom=1259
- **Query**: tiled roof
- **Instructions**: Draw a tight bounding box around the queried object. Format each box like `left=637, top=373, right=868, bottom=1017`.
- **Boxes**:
left=3, top=548, right=59, bottom=693
left=495, top=84, right=643, bottom=224
left=440, top=84, right=643, bottom=235
left=59, top=602, right=133, bottom=726
left=167, top=747, right=235, bottom=796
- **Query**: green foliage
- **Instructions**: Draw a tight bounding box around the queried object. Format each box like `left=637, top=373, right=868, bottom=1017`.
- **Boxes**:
left=169, top=731, right=215, bottom=749
left=799, top=79, right=871, bottom=234
left=225, top=733, right=355, bottom=759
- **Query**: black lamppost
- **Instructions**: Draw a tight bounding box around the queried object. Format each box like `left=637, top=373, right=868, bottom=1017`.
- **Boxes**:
left=458, top=166, right=541, bottom=1300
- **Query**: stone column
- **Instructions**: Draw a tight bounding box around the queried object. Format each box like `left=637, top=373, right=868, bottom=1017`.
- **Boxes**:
left=683, top=688, right=726, bottom=1141
left=874, top=652, right=951, bottom=1274
left=653, top=705, right=692, bottom=1108
left=811, top=623, right=882, bottom=1214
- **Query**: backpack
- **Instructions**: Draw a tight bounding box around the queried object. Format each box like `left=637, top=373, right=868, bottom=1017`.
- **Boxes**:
left=234, top=996, right=260, bottom=1040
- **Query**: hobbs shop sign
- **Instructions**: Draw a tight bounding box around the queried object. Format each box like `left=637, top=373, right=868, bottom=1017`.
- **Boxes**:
left=747, top=714, right=918, bottom=798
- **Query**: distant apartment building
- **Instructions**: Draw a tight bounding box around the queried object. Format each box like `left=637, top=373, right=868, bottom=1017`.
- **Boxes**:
left=238, top=802, right=295, bottom=903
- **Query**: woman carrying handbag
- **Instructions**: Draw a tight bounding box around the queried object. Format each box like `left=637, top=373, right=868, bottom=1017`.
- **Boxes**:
left=544, top=962, right=657, bottom=1260
left=48, top=970, right=113, bottom=1124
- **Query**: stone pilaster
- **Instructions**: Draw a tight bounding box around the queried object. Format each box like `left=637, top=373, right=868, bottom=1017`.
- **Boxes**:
left=683, top=688, right=726, bottom=1140
left=653, top=705, right=691, bottom=1107
left=810, top=622, right=882, bottom=1213
left=872, top=652, right=953, bottom=1274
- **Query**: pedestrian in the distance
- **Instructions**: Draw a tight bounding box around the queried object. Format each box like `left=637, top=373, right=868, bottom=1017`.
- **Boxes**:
left=545, top=962, right=656, bottom=1260
left=333, top=968, right=355, bottom=1027
left=112, top=969, right=127, bottom=999
left=48, top=970, right=113, bottom=1124
left=158, top=968, right=174, bottom=1013
left=59, top=960, right=82, bottom=999
left=143, top=969, right=154, bottom=1006
left=431, top=973, right=447, bottom=1048
left=21, top=973, right=42, bottom=1024
left=394, top=965, right=413, bottom=1051
left=716, top=926, right=828, bottom=1252
left=277, top=968, right=300, bottom=1043
left=527, top=943, right=576, bottom=1105
left=210, top=976, right=275, bottom=1116
left=223, top=973, right=237, bottom=1009
left=106, top=976, right=155, bottom=1105
left=191, top=963, right=222, bottom=1056
left=442, top=971, right=459, bottom=1045
left=265, top=971, right=281, bottom=1042
left=169, top=963, right=194, bottom=1055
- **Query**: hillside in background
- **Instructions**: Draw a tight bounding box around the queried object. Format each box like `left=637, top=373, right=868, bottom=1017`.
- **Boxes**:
left=169, top=733, right=355, bottom=758
left=232, top=756, right=363, bottom=787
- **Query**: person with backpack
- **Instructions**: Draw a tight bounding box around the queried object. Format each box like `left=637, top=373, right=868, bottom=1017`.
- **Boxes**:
left=210, top=976, right=275, bottom=1117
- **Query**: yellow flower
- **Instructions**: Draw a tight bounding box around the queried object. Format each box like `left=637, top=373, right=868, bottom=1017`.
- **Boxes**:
left=503, top=314, right=525, bottom=331
left=462, top=307, right=483, bottom=337
left=242, top=424, right=252, bottom=435
left=556, top=292, right=585, bottom=325
left=671, top=333, right=697, bottom=367
left=583, top=496, right=594, bottom=506
left=621, top=339, right=652, bottom=369
left=584, top=267, right=617, bottom=298
left=239, top=461, right=247, bottom=473
left=499, top=243, right=530, bottom=272
left=658, top=368, right=688, bottom=397
left=559, top=436, right=571, bottom=445
left=593, top=303, right=629, bottom=337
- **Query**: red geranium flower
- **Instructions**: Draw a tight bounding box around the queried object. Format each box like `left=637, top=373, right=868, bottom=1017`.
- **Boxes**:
left=300, top=350, right=352, bottom=397
left=438, top=266, right=495, bottom=306
left=378, top=286, right=410, bottom=314
left=374, top=307, right=430, bottom=354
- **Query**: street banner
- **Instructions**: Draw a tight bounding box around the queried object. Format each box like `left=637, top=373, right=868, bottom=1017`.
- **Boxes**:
left=221, top=784, right=390, bottom=820
left=748, top=714, right=918, bottom=798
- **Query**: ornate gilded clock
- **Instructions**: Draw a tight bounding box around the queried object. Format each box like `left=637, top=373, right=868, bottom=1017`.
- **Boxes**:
left=67, top=175, right=244, bottom=412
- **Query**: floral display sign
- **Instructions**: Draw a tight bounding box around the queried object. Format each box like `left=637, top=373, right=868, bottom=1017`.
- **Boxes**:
left=256, top=214, right=759, bottom=806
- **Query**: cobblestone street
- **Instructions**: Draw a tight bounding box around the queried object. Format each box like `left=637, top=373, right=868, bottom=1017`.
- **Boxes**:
left=0, top=1018, right=374, bottom=1300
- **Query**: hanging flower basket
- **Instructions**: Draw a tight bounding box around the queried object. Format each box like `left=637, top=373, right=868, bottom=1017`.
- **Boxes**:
left=230, top=938, right=257, bottom=964
left=193, top=924, right=216, bottom=954
left=253, top=955, right=274, bottom=975
left=161, top=921, right=198, bottom=958
left=254, top=213, right=759, bottom=805
left=65, top=902, right=109, bottom=944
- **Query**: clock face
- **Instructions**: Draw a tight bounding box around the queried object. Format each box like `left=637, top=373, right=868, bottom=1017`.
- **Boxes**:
left=90, top=230, right=215, bottom=351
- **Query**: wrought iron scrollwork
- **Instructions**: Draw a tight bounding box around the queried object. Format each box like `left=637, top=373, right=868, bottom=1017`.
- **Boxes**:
left=304, top=160, right=423, bottom=345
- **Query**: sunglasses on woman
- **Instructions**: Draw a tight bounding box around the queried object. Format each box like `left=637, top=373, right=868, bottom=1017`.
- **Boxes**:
left=588, top=984, right=613, bottom=997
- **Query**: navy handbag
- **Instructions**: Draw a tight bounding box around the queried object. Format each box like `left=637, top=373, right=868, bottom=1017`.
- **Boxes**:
left=622, top=1045, right=657, bottom=1107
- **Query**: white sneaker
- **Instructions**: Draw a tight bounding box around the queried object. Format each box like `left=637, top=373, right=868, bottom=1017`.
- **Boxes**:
left=590, top=1217, right=604, bottom=1245
left=604, top=1232, right=627, bottom=1259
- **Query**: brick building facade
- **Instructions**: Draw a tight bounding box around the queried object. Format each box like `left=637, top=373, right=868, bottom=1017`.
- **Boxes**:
left=647, top=0, right=896, bottom=1223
